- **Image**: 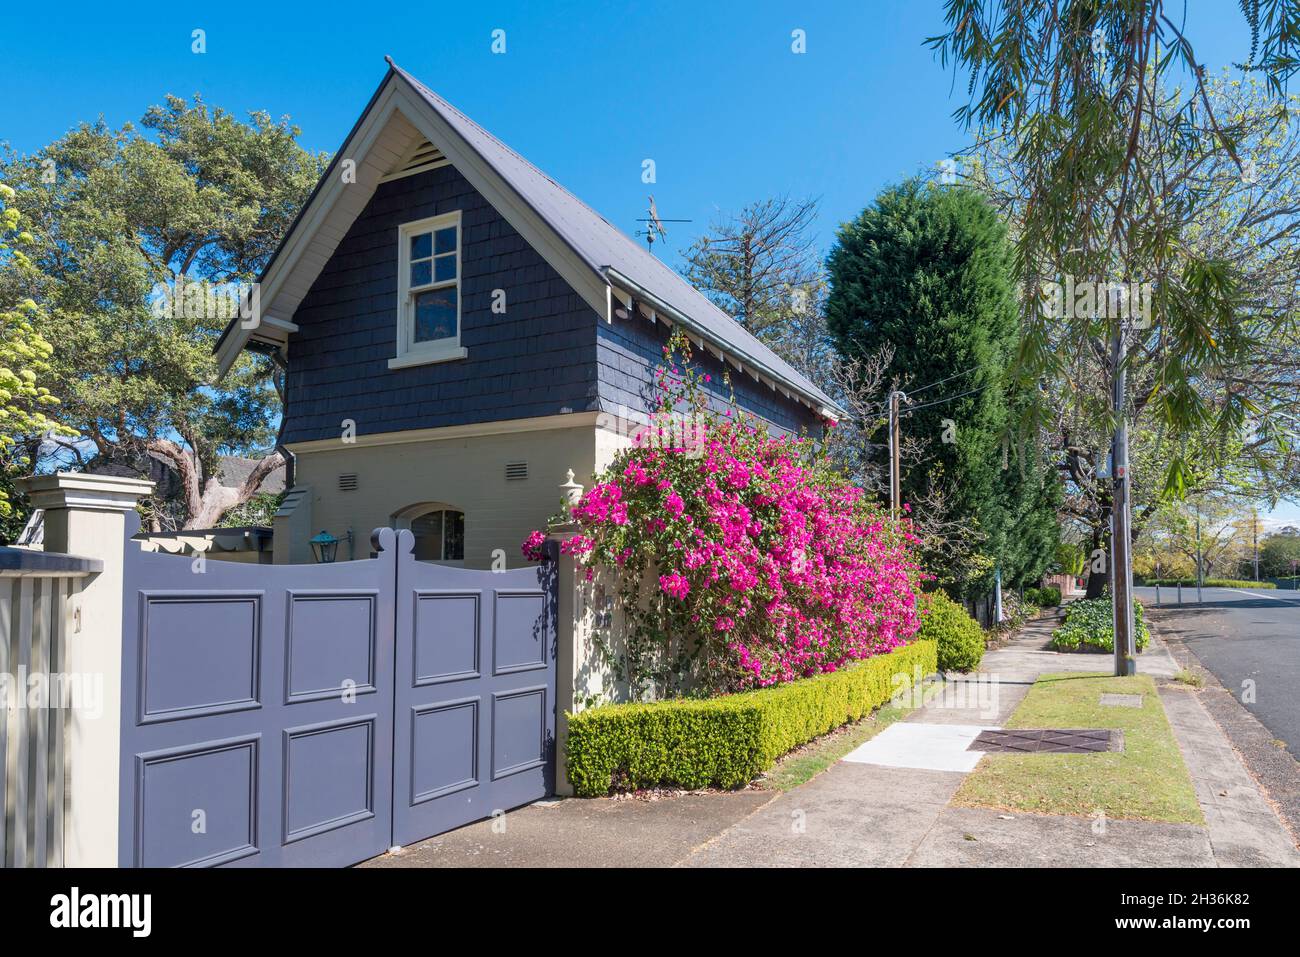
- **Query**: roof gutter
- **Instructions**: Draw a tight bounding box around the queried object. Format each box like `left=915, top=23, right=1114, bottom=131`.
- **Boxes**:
left=602, top=267, right=844, bottom=419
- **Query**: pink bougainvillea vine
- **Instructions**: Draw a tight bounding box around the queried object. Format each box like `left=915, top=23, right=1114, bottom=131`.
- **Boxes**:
left=523, top=331, right=923, bottom=694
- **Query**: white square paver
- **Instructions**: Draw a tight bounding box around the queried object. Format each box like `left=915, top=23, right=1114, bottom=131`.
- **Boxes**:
left=841, top=723, right=1001, bottom=773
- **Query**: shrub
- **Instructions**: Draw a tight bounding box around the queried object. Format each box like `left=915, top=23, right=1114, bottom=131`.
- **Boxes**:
left=1026, top=585, right=1061, bottom=607
left=1144, top=578, right=1275, bottom=589
left=995, top=590, right=1035, bottom=631
left=565, top=640, right=937, bottom=796
left=525, top=329, right=922, bottom=694
left=1050, top=596, right=1149, bottom=652
left=917, top=591, right=984, bottom=672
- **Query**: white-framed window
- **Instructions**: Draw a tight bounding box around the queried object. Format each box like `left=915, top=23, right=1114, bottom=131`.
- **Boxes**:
left=391, top=211, right=466, bottom=368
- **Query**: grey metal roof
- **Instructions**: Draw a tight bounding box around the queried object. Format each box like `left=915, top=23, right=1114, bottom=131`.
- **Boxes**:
left=390, top=63, right=839, bottom=413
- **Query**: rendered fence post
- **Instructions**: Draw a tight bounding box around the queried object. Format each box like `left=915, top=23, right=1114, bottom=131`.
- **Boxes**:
left=549, top=525, right=579, bottom=797
left=16, top=472, right=154, bottom=867
left=550, top=470, right=585, bottom=796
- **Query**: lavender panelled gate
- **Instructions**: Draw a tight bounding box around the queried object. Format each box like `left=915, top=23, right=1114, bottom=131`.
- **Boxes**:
left=117, top=517, right=556, bottom=867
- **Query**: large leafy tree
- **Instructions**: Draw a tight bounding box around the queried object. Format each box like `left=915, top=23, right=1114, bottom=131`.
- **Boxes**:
left=826, top=180, right=1059, bottom=596
left=1259, top=526, right=1300, bottom=578
left=0, top=96, right=326, bottom=530
left=0, top=182, right=74, bottom=541
left=681, top=196, right=832, bottom=379
left=965, top=72, right=1300, bottom=594
left=927, top=1, right=1300, bottom=652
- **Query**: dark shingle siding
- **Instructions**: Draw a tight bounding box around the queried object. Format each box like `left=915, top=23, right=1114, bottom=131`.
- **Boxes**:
left=282, top=162, right=821, bottom=445
left=596, top=314, right=824, bottom=438
left=282, top=165, right=600, bottom=444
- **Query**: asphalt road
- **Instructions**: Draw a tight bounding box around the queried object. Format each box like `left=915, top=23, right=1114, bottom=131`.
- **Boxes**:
left=1136, top=585, right=1300, bottom=758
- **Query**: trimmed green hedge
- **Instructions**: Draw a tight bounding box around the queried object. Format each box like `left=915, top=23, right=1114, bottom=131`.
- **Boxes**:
left=918, top=590, right=985, bottom=672
left=1143, top=578, right=1276, bottom=589
left=564, top=639, right=937, bottom=796
left=1025, top=585, right=1062, bottom=607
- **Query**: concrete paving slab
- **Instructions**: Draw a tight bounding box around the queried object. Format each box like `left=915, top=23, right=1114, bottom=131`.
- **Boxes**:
left=1159, top=684, right=1300, bottom=867
left=907, top=806, right=1215, bottom=868
left=841, top=722, right=999, bottom=772
left=360, top=791, right=774, bottom=868
left=682, top=763, right=965, bottom=867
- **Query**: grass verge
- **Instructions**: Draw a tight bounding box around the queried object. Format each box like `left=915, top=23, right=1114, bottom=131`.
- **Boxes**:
left=953, top=673, right=1203, bottom=824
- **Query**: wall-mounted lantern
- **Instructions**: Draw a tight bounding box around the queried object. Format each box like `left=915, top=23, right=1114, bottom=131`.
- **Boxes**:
left=309, top=530, right=339, bottom=563
left=310, top=529, right=353, bottom=563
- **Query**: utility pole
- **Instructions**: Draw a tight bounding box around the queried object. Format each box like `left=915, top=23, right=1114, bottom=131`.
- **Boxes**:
left=888, top=390, right=904, bottom=520
left=1195, top=505, right=1204, bottom=603
left=1110, top=327, right=1137, bottom=677
left=1253, top=508, right=1260, bottom=582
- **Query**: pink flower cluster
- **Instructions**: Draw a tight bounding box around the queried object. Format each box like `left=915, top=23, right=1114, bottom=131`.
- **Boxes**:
left=520, top=529, right=548, bottom=563
left=525, top=416, right=923, bottom=690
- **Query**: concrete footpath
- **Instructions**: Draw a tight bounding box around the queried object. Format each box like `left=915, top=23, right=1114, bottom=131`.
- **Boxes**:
left=365, top=614, right=1300, bottom=868
left=683, top=615, right=1300, bottom=867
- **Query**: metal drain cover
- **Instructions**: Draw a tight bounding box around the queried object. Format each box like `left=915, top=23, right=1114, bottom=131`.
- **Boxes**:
left=969, top=728, right=1123, bottom=754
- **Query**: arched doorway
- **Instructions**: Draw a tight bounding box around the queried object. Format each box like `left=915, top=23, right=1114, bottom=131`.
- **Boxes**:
left=392, top=502, right=465, bottom=565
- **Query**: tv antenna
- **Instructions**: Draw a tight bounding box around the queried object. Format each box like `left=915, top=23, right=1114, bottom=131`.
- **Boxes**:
left=635, top=195, right=691, bottom=253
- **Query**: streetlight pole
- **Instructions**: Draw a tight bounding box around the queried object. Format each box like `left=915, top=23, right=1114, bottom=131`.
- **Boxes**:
left=1253, top=508, right=1260, bottom=582
left=888, top=390, right=904, bottom=520
left=1195, top=505, right=1204, bottom=603
left=1110, top=326, right=1136, bottom=677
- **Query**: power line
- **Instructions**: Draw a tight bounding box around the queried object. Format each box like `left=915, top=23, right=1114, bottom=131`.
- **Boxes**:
left=905, top=381, right=991, bottom=412
left=851, top=365, right=984, bottom=418
left=902, top=364, right=981, bottom=398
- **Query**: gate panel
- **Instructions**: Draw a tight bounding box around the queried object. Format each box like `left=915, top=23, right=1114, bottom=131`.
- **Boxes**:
left=118, top=517, right=398, bottom=868
left=391, top=530, right=556, bottom=846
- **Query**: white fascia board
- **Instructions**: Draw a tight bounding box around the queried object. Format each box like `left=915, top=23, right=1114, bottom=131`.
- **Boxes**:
left=217, top=84, right=408, bottom=376
left=388, top=84, right=613, bottom=324
left=606, top=268, right=842, bottom=416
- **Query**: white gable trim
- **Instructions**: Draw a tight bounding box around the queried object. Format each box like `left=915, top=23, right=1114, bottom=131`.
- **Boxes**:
left=217, top=72, right=612, bottom=376
left=386, top=84, right=612, bottom=321
left=607, top=268, right=835, bottom=416
left=215, top=66, right=838, bottom=421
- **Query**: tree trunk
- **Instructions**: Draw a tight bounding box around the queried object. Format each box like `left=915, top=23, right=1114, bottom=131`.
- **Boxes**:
left=1085, top=525, right=1110, bottom=598
left=145, top=440, right=285, bottom=528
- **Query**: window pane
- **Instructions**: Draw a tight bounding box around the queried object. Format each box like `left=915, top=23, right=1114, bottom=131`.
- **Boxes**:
left=434, top=253, right=456, bottom=282
left=434, top=227, right=457, bottom=255
left=413, top=287, right=458, bottom=342
left=410, top=232, right=432, bottom=260
left=443, top=510, right=465, bottom=561
left=410, top=513, right=443, bottom=562
left=410, top=259, right=431, bottom=287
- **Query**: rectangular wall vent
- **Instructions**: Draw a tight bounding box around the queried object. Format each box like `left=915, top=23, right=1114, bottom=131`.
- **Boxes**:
left=505, top=462, right=528, bottom=481
left=338, top=473, right=359, bottom=491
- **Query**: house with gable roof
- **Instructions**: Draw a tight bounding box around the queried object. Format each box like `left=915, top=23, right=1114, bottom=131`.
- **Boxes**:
left=216, top=59, right=841, bottom=566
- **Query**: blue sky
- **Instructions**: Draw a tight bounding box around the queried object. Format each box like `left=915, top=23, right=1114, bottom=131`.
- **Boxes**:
left=4, top=0, right=1294, bottom=524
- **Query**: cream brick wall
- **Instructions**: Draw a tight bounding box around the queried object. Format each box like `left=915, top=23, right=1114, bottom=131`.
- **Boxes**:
left=285, top=415, right=622, bottom=568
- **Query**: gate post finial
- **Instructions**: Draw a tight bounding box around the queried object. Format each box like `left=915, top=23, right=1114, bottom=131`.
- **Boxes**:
left=560, top=469, right=584, bottom=507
